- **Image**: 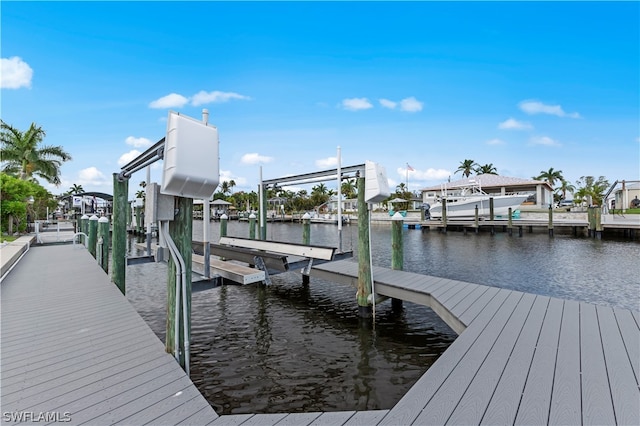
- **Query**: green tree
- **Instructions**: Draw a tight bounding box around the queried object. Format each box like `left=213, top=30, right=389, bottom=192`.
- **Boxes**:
left=68, top=184, right=84, bottom=195
left=534, top=167, right=564, bottom=190
left=455, top=159, right=477, bottom=178
left=228, top=179, right=236, bottom=194
left=1, top=173, right=53, bottom=234
left=475, top=163, right=498, bottom=175
left=219, top=181, right=230, bottom=195
left=1, top=121, right=72, bottom=186
left=340, top=178, right=357, bottom=199
left=556, top=179, right=576, bottom=200
left=575, top=176, right=609, bottom=206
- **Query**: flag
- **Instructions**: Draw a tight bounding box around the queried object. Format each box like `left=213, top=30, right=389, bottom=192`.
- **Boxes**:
left=407, top=163, right=414, bottom=171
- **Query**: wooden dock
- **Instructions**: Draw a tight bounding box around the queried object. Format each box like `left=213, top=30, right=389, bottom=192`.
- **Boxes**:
left=2, top=240, right=638, bottom=425
left=311, top=260, right=640, bottom=425
left=0, top=243, right=218, bottom=425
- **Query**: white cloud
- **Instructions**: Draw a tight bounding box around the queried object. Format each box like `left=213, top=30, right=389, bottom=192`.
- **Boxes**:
left=341, top=98, right=373, bottom=111
left=118, top=150, right=142, bottom=166
left=149, top=93, right=189, bottom=109
left=191, top=90, right=250, bottom=106
left=379, top=99, right=397, bottom=109
left=77, top=167, right=108, bottom=186
left=487, top=138, right=506, bottom=145
left=498, top=118, right=532, bottom=130
left=241, top=152, right=274, bottom=165
left=399, top=97, right=423, bottom=112
left=219, top=170, right=247, bottom=186
left=315, top=157, right=337, bottom=168
left=1, top=56, right=33, bottom=89
left=518, top=100, right=581, bottom=118
left=396, top=166, right=450, bottom=181
left=125, top=136, right=153, bottom=148
left=530, top=136, right=561, bottom=147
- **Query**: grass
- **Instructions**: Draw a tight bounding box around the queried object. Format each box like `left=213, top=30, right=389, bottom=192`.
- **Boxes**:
left=1, top=235, right=19, bottom=243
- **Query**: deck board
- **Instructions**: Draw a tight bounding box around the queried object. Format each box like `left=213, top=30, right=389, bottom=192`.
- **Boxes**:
left=480, top=295, right=549, bottom=425
left=0, top=244, right=218, bottom=425
left=548, top=300, right=581, bottom=425
left=580, top=303, right=616, bottom=425
left=596, top=305, right=640, bottom=425
left=614, top=307, right=640, bottom=385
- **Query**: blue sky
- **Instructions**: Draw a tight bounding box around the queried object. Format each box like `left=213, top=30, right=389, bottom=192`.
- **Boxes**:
left=2, top=1, right=638, bottom=199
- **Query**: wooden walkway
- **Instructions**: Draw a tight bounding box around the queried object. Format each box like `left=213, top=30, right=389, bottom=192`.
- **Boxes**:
left=311, top=260, right=640, bottom=425
left=0, top=243, right=218, bottom=425
left=2, top=242, right=638, bottom=425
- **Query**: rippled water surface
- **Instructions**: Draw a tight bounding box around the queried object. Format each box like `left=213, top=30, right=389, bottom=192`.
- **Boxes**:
left=125, top=221, right=639, bottom=414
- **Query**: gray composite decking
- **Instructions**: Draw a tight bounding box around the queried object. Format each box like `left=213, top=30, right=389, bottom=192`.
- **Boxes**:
left=311, top=260, right=640, bottom=425
left=0, top=244, right=218, bottom=425
left=2, top=244, right=638, bottom=425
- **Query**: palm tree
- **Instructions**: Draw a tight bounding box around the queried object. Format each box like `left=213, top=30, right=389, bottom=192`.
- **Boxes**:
left=475, top=163, right=498, bottom=175
left=341, top=178, right=357, bottom=199
left=1, top=120, right=72, bottom=186
left=69, top=184, right=84, bottom=195
left=219, top=181, right=230, bottom=195
left=455, top=159, right=477, bottom=178
left=228, top=179, right=236, bottom=194
left=534, top=167, right=564, bottom=189
left=556, top=179, right=575, bottom=200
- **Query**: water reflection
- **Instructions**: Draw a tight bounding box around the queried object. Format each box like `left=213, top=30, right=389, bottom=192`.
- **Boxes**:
left=124, top=220, right=639, bottom=415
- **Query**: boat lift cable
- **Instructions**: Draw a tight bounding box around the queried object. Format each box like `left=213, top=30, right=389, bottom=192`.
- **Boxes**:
left=118, top=137, right=165, bottom=181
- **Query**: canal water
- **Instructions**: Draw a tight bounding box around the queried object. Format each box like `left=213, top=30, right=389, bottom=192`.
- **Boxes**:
left=125, top=221, right=640, bottom=415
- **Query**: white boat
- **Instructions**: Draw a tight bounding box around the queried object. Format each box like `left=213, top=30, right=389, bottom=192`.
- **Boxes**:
left=427, top=180, right=531, bottom=219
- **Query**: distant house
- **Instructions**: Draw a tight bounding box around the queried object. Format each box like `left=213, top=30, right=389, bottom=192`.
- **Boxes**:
left=611, top=181, right=640, bottom=210
left=420, top=175, right=554, bottom=208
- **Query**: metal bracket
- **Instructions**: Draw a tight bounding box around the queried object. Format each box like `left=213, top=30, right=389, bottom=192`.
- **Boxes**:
left=253, top=255, right=272, bottom=285
left=301, top=258, right=314, bottom=276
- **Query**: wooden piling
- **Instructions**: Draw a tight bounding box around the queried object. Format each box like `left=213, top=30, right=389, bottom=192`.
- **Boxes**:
left=249, top=213, right=256, bottom=239
left=441, top=198, right=447, bottom=233
left=88, top=215, right=98, bottom=258
left=588, top=207, right=595, bottom=237
left=112, top=173, right=128, bottom=294
left=166, top=196, right=193, bottom=370
left=356, top=177, right=372, bottom=318
left=81, top=214, right=89, bottom=245
left=474, top=205, right=479, bottom=233
left=391, top=212, right=404, bottom=310
left=489, top=197, right=494, bottom=221
left=507, top=207, right=513, bottom=236
left=260, top=186, right=267, bottom=240
left=548, top=205, right=554, bottom=237
left=98, top=216, right=110, bottom=273
left=220, top=213, right=228, bottom=237
left=302, top=213, right=311, bottom=245
left=595, top=207, right=603, bottom=239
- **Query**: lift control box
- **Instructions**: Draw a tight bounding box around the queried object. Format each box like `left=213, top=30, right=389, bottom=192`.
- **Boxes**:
left=364, top=160, right=390, bottom=203
left=161, top=111, right=219, bottom=199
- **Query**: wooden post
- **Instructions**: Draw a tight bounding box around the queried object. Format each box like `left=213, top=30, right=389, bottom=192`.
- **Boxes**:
left=588, top=207, right=596, bottom=237
left=391, top=212, right=404, bottom=310
left=595, top=207, right=603, bottom=239
left=112, top=173, right=128, bottom=294
left=302, top=212, right=311, bottom=285
left=249, top=213, right=256, bottom=239
left=356, top=177, right=372, bottom=318
left=302, top=213, right=311, bottom=245
left=441, top=198, right=447, bottom=233
left=98, top=216, right=110, bottom=273
left=88, top=215, right=98, bottom=258
left=220, top=213, right=228, bottom=237
left=260, top=185, right=267, bottom=240
left=166, top=197, right=193, bottom=370
left=81, top=214, right=89, bottom=245
left=548, top=204, right=554, bottom=237
left=136, top=206, right=142, bottom=235
left=507, top=207, right=513, bottom=236
left=489, top=197, right=495, bottom=220
left=474, top=205, right=479, bottom=233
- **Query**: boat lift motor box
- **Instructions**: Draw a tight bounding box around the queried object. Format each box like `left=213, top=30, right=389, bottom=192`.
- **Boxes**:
left=161, top=111, right=219, bottom=199
left=364, top=160, right=390, bottom=203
